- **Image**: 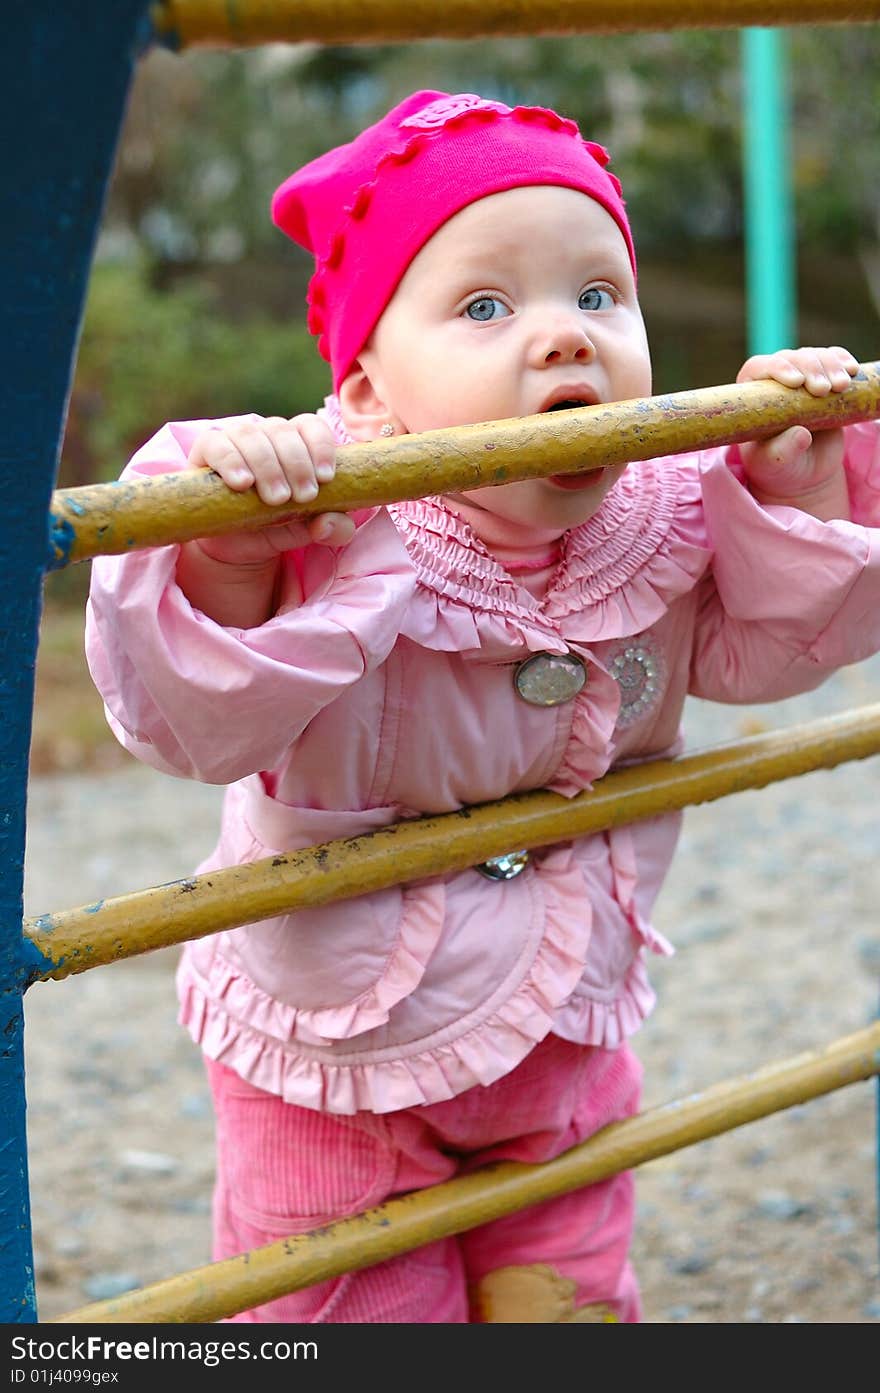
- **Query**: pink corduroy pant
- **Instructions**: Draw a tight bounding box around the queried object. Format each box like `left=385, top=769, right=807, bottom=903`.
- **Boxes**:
left=206, top=1033, right=643, bottom=1323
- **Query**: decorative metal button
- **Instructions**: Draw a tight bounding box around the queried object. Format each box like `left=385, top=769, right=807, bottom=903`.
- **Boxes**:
left=475, top=850, right=531, bottom=881
left=513, top=651, right=587, bottom=707
left=607, top=643, right=662, bottom=728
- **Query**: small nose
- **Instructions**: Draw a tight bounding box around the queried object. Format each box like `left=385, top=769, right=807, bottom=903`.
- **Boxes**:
left=531, top=311, right=595, bottom=366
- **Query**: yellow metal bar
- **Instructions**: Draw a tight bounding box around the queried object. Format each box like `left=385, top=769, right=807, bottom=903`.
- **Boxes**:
left=49, top=366, right=880, bottom=567
left=26, top=705, right=880, bottom=980
left=151, top=0, right=880, bottom=48
left=51, top=1019, right=880, bottom=1323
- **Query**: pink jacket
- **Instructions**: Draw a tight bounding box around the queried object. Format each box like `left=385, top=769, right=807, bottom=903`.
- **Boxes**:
left=86, top=417, right=880, bottom=1114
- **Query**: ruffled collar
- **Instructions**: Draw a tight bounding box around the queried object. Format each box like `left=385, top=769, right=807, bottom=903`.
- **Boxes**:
left=388, top=455, right=711, bottom=646
left=318, top=394, right=712, bottom=651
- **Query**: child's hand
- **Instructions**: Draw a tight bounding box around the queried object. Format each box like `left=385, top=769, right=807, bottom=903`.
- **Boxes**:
left=736, top=347, right=859, bottom=521
left=187, top=415, right=355, bottom=565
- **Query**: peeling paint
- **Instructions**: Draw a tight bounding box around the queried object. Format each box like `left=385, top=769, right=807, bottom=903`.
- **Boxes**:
left=45, top=366, right=880, bottom=567
left=19, top=704, right=880, bottom=985
left=45, top=515, right=76, bottom=571
left=15, top=930, right=61, bottom=993
left=151, top=0, right=880, bottom=51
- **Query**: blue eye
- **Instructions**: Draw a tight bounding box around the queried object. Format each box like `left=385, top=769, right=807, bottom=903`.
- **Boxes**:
left=465, top=296, right=510, bottom=322
left=578, top=287, right=614, bottom=311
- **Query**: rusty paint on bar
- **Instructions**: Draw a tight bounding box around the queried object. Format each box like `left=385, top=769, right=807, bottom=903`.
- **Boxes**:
left=25, top=705, right=880, bottom=980
left=51, top=1019, right=880, bottom=1323
left=48, top=367, right=880, bottom=567
left=151, top=0, right=880, bottom=48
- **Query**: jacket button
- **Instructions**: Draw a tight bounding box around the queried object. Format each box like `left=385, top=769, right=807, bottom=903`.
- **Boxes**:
left=475, top=850, right=531, bottom=880
left=514, top=651, right=587, bottom=706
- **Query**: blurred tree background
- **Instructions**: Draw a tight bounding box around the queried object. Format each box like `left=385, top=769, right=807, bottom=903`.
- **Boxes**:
left=63, top=28, right=880, bottom=492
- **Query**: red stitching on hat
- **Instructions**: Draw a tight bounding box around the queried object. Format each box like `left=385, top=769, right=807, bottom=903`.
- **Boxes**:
left=326, top=233, right=344, bottom=269
left=393, top=140, right=420, bottom=165
left=513, top=106, right=580, bottom=139
left=583, top=140, right=611, bottom=167
left=348, top=186, right=372, bottom=220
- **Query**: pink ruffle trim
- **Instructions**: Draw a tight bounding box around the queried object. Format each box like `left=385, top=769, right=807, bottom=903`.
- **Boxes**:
left=552, top=953, right=657, bottom=1050
left=193, top=876, right=444, bottom=1048
left=176, top=846, right=648, bottom=1115
left=178, top=944, right=658, bottom=1115
left=321, top=397, right=712, bottom=654
left=547, top=655, right=620, bottom=797
left=549, top=456, right=711, bottom=640
left=321, top=395, right=711, bottom=650
left=387, top=460, right=712, bottom=656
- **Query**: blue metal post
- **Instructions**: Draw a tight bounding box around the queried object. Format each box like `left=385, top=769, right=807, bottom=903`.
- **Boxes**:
left=0, top=0, right=154, bottom=1321
left=741, top=27, right=796, bottom=354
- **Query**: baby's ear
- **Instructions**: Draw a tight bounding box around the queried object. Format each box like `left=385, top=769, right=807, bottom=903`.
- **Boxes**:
left=338, top=358, right=400, bottom=441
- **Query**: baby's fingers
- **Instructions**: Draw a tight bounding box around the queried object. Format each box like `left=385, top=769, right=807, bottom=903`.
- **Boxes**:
left=737, top=346, right=858, bottom=396
left=819, top=345, right=860, bottom=387
left=187, top=429, right=255, bottom=489
left=785, top=347, right=858, bottom=395
left=307, top=512, right=356, bottom=547
left=742, top=425, right=813, bottom=488
left=187, top=416, right=340, bottom=509
left=190, top=421, right=293, bottom=503
left=252, top=414, right=339, bottom=507
left=228, top=418, right=311, bottom=506
left=289, top=414, right=338, bottom=486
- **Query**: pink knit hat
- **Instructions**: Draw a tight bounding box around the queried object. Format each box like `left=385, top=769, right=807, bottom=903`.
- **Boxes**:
left=272, top=90, right=636, bottom=390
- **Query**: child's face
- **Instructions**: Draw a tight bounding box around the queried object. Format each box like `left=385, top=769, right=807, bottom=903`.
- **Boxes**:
left=353, top=184, right=652, bottom=532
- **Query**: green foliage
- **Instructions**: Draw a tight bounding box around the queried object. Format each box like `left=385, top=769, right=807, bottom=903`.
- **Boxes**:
left=63, top=261, right=331, bottom=488
left=109, top=30, right=880, bottom=273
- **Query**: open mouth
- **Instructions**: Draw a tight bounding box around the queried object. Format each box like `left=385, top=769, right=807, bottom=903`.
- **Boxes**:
left=547, top=467, right=607, bottom=491
left=544, top=399, right=592, bottom=413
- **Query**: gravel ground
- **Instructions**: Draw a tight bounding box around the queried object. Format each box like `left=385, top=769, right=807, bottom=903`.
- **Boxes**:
left=21, top=657, right=880, bottom=1324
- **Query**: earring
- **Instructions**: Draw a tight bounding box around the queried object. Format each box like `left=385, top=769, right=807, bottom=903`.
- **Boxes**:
left=379, top=423, right=394, bottom=438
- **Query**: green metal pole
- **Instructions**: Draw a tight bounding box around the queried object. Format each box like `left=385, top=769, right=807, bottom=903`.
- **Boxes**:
left=742, top=27, right=795, bottom=354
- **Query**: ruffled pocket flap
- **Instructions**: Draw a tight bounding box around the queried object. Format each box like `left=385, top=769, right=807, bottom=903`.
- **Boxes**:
left=208, top=778, right=447, bottom=1045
